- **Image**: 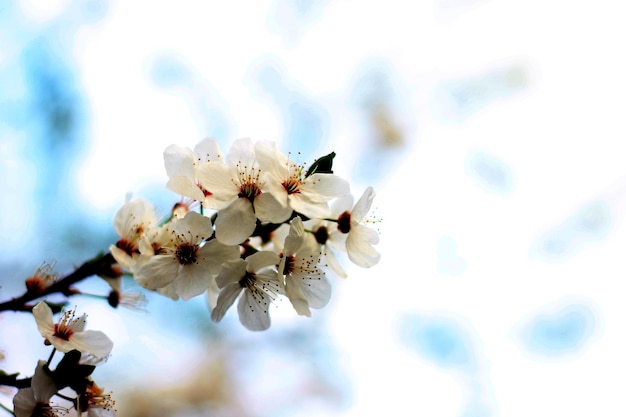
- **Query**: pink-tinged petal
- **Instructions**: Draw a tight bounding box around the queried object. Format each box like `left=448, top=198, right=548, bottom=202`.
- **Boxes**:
left=69, top=330, right=113, bottom=358
left=237, top=290, right=271, bottom=331
left=346, top=225, right=381, bottom=267
left=133, top=255, right=180, bottom=289
left=215, top=260, right=247, bottom=288
left=166, top=175, right=205, bottom=201
left=197, top=240, right=241, bottom=275
left=254, top=192, right=292, bottom=223
left=246, top=251, right=280, bottom=273
left=352, top=186, right=375, bottom=222
left=211, top=282, right=243, bottom=323
left=215, top=199, right=257, bottom=245
left=164, top=144, right=194, bottom=178
left=195, top=162, right=239, bottom=208
left=32, top=302, right=55, bottom=338
left=301, top=174, right=350, bottom=202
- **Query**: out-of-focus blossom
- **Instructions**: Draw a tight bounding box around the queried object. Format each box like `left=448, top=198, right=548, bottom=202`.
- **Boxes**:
left=13, top=360, right=59, bottom=417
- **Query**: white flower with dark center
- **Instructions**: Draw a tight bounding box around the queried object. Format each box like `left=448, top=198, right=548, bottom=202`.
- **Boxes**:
left=196, top=138, right=291, bottom=245
left=279, top=216, right=331, bottom=317
left=163, top=137, right=224, bottom=207
left=255, top=140, right=350, bottom=218
left=13, top=360, right=59, bottom=417
left=132, top=211, right=240, bottom=300
left=211, top=251, right=283, bottom=331
left=32, top=302, right=113, bottom=358
left=335, top=186, right=381, bottom=268
left=109, top=198, right=157, bottom=270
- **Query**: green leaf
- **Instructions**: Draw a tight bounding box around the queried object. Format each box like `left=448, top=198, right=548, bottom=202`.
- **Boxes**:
left=305, top=152, right=336, bottom=177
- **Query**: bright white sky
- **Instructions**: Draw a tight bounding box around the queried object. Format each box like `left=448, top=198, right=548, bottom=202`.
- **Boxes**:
left=12, top=0, right=626, bottom=416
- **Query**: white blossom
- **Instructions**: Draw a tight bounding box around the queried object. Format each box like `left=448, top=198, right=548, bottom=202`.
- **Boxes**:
left=255, top=140, right=350, bottom=218
left=32, top=302, right=113, bottom=359
left=196, top=138, right=291, bottom=245
left=109, top=198, right=157, bottom=270
left=163, top=137, right=224, bottom=207
left=132, top=211, right=239, bottom=300
left=337, top=186, right=381, bottom=268
left=211, top=251, right=283, bottom=331
left=279, top=216, right=331, bottom=317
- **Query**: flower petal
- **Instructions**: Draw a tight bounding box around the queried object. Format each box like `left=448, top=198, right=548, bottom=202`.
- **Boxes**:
left=69, top=330, right=114, bottom=358
left=166, top=175, right=205, bottom=201
left=246, top=251, right=280, bottom=273
left=215, top=259, right=247, bottom=288
left=32, top=302, right=55, bottom=339
left=31, top=360, right=57, bottom=403
left=346, top=224, right=381, bottom=267
left=254, top=192, right=292, bottom=223
left=211, top=282, right=243, bottom=323
left=237, top=290, right=271, bottom=331
left=352, top=186, right=375, bottom=223
left=164, top=144, right=194, bottom=179
left=133, top=255, right=180, bottom=289
left=301, top=173, right=350, bottom=202
left=13, top=388, right=37, bottom=417
left=215, top=198, right=257, bottom=245
left=197, top=239, right=241, bottom=275
left=169, top=263, right=213, bottom=301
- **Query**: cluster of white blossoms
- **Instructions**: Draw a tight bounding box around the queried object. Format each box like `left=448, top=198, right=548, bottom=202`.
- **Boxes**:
left=110, top=137, right=380, bottom=330
left=12, top=302, right=116, bottom=417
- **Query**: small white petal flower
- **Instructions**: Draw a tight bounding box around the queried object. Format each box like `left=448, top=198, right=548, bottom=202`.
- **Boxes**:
left=338, top=187, right=381, bottom=268
left=211, top=251, right=283, bottom=331
left=196, top=138, right=291, bottom=245
left=255, top=140, right=350, bottom=218
left=279, top=217, right=331, bottom=317
left=132, top=211, right=240, bottom=300
left=163, top=137, right=224, bottom=207
left=109, top=198, right=157, bottom=270
left=32, top=302, right=113, bottom=358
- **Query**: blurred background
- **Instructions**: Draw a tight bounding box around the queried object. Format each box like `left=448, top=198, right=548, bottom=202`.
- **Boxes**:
left=1, top=0, right=626, bottom=416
